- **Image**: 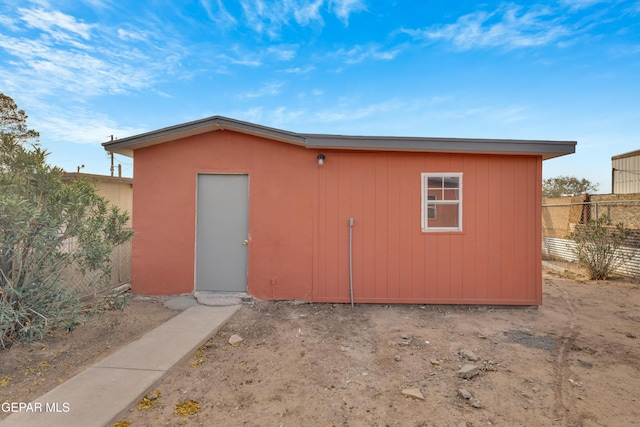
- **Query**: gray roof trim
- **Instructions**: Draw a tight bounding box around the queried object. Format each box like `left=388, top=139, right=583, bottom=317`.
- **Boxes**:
left=103, top=115, right=576, bottom=160
left=302, top=135, right=575, bottom=159
left=102, top=116, right=305, bottom=157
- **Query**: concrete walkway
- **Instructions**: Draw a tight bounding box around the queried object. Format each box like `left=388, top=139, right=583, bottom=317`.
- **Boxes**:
left=1, top=303, right=240, bottom=427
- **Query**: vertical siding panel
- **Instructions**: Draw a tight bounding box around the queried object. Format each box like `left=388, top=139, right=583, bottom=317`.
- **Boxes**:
left=324, top=158, right=340, bottom=299
left=449, top=155, right=465, bottom=300
left=374, top=156, right=389, bottom=298
left=533, top=157, right=543, bottom=304
left=423, top=238, right=438, bottom=299
left=449, top=235, right=464, bottom=300
left=350, top=157, right=365, bottom=302
left=512, top=157, right=529, bottom=301
left=337, top=156, right=351, bottom=299
left=398, top=158, right=414, bottom=299
left=387, top=156, right=401, bottom=299
left=487, top=157, right=502, bottom=300
left=522, top=158, right=542, bottom=300
left=362, top=157, right=376, bottom=299
left=315, top=163, right=327, bottom=300
left=436, top=235, right=450, bottom=298
left=474, top=156, right=490, bottom=300
left=462, top=156, right=477, bottom=300
left=312, top=153, right=321, bottom=301
left=500, top=158, right=516, bottom=300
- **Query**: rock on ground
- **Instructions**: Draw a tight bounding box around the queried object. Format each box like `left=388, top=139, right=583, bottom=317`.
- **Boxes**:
left=458, top=364, right=480, bottom=379
left=228, top=334, right=244, bottom=346
left=402, top=388, right=425, bottom=400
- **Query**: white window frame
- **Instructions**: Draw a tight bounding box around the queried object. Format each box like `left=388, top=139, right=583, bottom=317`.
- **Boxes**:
left=421, top=173, right=463, bottom=232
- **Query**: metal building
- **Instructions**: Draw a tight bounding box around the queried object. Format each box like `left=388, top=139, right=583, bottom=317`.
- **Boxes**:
left=612, top=149, right=640, bottom=194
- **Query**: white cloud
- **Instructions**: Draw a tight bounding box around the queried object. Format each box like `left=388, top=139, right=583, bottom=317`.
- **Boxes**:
left=0, top=3, right=198, bottom=102
left=239, top=82, right=284, bottom=98
left=240, top=0, right=279, bottom=36
left=27, top=0, right=52, bottom=8
left=237, top=0, right=366, bottom=36
left=0, top=14, right=19, bottom=31
left=217, top=44, right=298, bottom=67
left=19, top=7, right=94, bottom=40
left=333, top=44, right=402, bottom=64
left=33, top=105, right=146, bottom=145
left=238, top=0, right=322, bottom=36
left=271, top=106, right=306, bottom=125
left=404, top=4, right=570, bottom=51
left=267, top=45, right=298, bottom=60
left=200, top=0, right=237, bottom=28
left=79, top=0, right=115, bottom=8
left=117, top=28, right=150, bottom=42
left=235, top=107, right=265, bottom=123
left=0, top=33, right=156, bottom=97
left=293, top=0, right=324, bottom=25
left=283, top=65, right=315, bottom=73
left=314, top=99, right=406, bottom=123
left=560, top=0, right=609, bottom=10
left=329, top=0, right=366, bottom=25
left=232, top=106, right=307, bottom=128
left=223, top=55, right=262, bottom=67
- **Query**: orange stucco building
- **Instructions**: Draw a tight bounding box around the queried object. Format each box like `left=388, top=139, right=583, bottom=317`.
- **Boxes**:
left=104, top=116, right=575, bottom=305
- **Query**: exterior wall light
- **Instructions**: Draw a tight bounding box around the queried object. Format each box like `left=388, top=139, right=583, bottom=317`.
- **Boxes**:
left=317, top=154, right=325, bottom=166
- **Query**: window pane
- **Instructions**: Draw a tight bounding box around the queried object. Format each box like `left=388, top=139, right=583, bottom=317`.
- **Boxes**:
left=443, top=189, right=459, bottom=201
left=427, top=176, right=442, bottom=188
left=427, top=189, right=440, bottom=199
left=427, top=204, right=459, bottom=228
left=443, top=176, right=459, bottom=188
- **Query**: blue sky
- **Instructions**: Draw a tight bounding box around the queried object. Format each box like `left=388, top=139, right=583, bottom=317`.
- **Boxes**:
left=1, top=0, right=638, bottom=191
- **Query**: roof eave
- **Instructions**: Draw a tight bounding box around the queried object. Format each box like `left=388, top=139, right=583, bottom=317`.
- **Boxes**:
left=102, top=116, right=305, bottom=157
left=102, top=115, right=576, bottom=160
left=304, top=135, right=576, bottom=160
left=612, top=148, right=640, bottom=161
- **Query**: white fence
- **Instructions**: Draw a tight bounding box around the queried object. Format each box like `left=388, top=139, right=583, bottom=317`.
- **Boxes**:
left=542, top=236, right=640, bottom=279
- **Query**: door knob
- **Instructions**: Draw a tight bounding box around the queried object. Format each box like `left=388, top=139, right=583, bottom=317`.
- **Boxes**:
left=243, top=240, right=249, bottom=245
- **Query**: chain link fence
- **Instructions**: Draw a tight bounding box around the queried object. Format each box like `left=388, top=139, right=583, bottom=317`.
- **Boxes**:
left=542, top=199, right=640, bottom=279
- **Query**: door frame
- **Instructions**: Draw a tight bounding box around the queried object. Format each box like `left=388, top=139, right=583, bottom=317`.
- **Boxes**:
left=194, top=172, right=250, bottom=293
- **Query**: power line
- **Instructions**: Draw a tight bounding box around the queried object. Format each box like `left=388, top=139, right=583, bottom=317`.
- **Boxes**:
left=614, top=168, right=640, bottom=176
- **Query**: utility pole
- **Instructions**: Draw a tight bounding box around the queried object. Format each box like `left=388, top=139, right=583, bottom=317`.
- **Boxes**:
left=110, top=135, right=115, bottom=177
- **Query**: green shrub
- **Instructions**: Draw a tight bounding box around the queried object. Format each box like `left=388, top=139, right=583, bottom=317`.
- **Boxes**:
left=0, top=133, right=133, bottom=348
left=567, top=216, right=634, bottom=280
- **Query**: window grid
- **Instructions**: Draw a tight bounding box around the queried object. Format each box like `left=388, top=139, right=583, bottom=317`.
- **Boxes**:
left=421, top=173, right=462, bottom=232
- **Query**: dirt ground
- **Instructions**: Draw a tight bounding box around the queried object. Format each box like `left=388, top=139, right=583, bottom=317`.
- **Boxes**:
left=2, top=264, right=640, bottom=426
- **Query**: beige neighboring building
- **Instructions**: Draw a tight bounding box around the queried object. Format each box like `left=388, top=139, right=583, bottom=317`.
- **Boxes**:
left=612, top=149, right=640, bottom=194
left=62, top=172, right=133, bottom=226
left=61, top=172, right=134, bottom=289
